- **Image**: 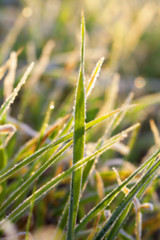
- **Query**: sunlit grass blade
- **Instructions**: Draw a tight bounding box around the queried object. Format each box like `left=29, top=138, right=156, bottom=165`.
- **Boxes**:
left=4, top=51, right=17, bottom=100
left=0, top=62, right=34, bottom=120
left=94, top=158, right=160, bottom=240
left=0, top=131, right=125, bottom=225
left=0, top=108, right=122, bottom=184
left=149, top=119, right=160, bottom=146
left=0, top=49, right=23, bottom=80
left=67, top=11, right=86, bottom=240
left=28, top=40, right=55, bottom=87
left=86, top=57, right=104, bottom=97
left=75, top=148, right=160, bottom=234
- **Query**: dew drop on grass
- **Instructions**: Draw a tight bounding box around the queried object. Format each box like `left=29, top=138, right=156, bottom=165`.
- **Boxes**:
left=50, top=103, right=54, bottom=110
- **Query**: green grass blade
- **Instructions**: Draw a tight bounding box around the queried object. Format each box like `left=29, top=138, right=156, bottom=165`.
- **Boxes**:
left=67, top=11, right=86, bottom=240
left=94, top=158, right=160, bottom=239
left=0, top=62, right=34, bottom=120
left=75, top=148, right=160, bottom=234
left=86, top=57, right=104, bottom=97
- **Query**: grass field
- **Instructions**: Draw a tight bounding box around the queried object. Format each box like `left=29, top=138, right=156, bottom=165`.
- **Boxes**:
left=0, top=1, right=160, bottom=239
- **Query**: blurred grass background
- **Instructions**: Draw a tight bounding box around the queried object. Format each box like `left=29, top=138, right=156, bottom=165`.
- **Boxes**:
left=1, top=0, right=160, bottom=78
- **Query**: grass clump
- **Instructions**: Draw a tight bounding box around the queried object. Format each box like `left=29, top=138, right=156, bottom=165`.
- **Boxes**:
left=0, top=7, right=160, bottom=240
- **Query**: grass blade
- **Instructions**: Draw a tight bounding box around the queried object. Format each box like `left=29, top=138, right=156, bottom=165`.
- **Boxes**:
left=0, top=62, right=34, bottom=120
left=67, top=11, right=86, bottom=240
left=86, top=57, right=104, bottom=97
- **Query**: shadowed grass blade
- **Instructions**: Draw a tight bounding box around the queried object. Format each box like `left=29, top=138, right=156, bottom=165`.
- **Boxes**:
left=0, top=62, right=34, bottom=120
left=86, top=57, right=104, bottom=97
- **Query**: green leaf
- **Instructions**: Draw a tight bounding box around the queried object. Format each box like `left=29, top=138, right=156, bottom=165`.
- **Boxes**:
left=86, top=57, right=104, bottom=97
left=67, top=11, right=86, bottom=240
